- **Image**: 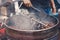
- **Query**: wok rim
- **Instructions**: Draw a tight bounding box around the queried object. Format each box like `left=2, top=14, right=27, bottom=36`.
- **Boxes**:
left=6, top=16, right=59, bottom=32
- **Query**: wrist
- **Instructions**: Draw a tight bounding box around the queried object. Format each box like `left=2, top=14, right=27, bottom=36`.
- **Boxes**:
left=52, top=13, right=58, bottom=15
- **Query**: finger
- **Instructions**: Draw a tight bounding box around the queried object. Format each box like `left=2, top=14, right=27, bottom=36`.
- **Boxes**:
left=26, top=3, right=32, bottom=7
left=25, top=3, right=30, bottom=7
left=29, top=3, right=32, bottom=7
left=25, top=4, right=29, bottom=7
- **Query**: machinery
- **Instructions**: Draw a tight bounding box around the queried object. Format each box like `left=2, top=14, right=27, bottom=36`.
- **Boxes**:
left=0, top=0, right=59, bottom=40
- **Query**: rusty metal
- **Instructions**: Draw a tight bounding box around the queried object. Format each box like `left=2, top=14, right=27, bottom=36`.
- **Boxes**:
left=6, top=27, right=58, bottom=39
left=5, top=16, right=59, bottom=40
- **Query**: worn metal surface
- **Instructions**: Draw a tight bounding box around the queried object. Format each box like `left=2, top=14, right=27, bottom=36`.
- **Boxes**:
left=6, top=25, right=59, bottom=40
left=5, top=14, right=59, bottom=40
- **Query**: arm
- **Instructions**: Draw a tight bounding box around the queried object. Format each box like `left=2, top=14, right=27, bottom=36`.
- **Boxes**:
left=50, top=0, right=56, bottom=13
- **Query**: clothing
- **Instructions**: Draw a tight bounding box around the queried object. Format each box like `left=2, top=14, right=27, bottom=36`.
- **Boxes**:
left=56, top=0, right=60, bottom=4
left=30, top=0, right=51, bottom=14
left=31, top=0, right=50, bottom=8
left=54, top=0, right=60, bottom=9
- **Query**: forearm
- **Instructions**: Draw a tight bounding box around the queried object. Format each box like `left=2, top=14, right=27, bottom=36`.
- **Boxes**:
left=50, top=0, right=56, bottom=13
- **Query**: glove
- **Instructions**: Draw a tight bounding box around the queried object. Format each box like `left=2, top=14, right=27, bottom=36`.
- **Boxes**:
left=49, top=12, right=58, bottom=17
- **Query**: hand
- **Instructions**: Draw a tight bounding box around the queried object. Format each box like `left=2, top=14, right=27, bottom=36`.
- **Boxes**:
left=23, top=0, right=32, bottom=7
left=52, top=13, right=58, bottom=17
left=49, top=12, right=58, bottom=17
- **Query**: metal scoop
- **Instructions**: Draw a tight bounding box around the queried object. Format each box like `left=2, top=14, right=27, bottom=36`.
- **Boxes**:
left=18, top=2, right=49, bottom=27
left=30, top=6, right=49, bottom=26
